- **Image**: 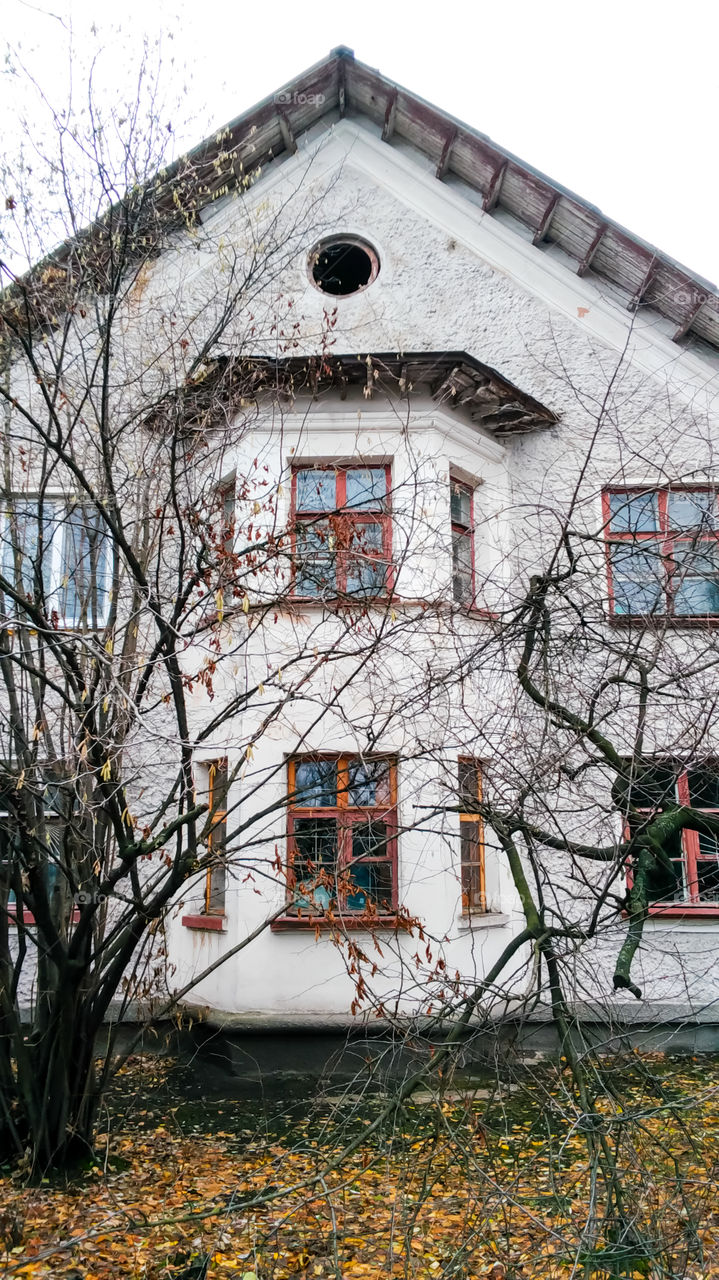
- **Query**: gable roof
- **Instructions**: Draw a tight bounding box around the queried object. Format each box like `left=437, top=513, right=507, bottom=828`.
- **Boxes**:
left=174, top=46, right=719, bottom=354
left=5, top=48, right=718, bottom=358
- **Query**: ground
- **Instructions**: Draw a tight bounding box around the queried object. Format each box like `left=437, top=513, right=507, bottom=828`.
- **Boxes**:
left=2, top=1052, right=719, bottom=1279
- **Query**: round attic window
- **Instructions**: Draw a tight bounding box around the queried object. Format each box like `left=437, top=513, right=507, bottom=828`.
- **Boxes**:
left=309, top=236, right=380, bottom=297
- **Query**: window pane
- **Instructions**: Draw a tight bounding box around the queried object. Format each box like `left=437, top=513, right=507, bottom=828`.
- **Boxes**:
left=296, top=470, right=336, bottom=512
left=608, top=492, right=658, bottom=533
left=624, top=765, right=678, bottom=809
left=696, top=857, right=719, bottom=901
left=294, top=760, right=337, bottom=807
left=351, top=819, right=389, bottom=860
left=646, top=857, right=685, bottom=904
left=460, top=819, right=485, bottom=912
left=291, top=816, right=337, bottom=911
left=345, top=468, right=386, bottom=511
left=668, top=490, right=717, bottom=532
left=673, top=541, right=719, bottom=616
left=611, top=543, right=665, bottom=614
left=59, top=507, right=111, bottom=627
left=346, top=858, right=393, bottom=912
left=348, top=760, right=390, bottom=807
left=452, top=529, right=473, bottom=604
left=451, top=483, right=472, bottom=528
left=207, top=864, right=226, bottom=913
left=688, top=769, right=719, bottom=808
left=346, top=522, right=386, bottom=596
left=1, top=501, right=55, bottom=601
left=458, top=760, right=480, bottom=811
left=295, top=521, right=336, bottom=595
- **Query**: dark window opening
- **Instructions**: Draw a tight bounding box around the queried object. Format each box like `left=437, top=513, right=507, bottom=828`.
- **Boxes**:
left=309, top=239, right=379, bottom=296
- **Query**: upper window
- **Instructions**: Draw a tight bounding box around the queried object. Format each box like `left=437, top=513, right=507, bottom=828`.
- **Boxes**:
left=625, top=764, right=719, bottom=908
left=308, top=237, right=380, bottom=297
left=458, top=758, right=486, bottom=914
left=286, top=755, right=397, bottom=918
left=604, top=487, right=719, bottom=618
left=1, top=499, right=111, bottom=628
left=451, top=480, right=475, bottom=605
left=292, top=466, right=391, bottom=600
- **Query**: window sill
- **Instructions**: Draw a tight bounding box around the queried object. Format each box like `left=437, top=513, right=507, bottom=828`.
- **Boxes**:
left=272, top=914, right=401, bottom=932
left=456, top=912, right=511, bottom=930
left=646, top=906, right=719, bottom=918
left=181, top=913, right=227, bottom=932
left=608, top=614, right=719, bottom=629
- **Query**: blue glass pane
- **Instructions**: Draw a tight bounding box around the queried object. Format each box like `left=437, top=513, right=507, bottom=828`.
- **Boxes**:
left=611, top=543, right=665, bottom=614
left=450, top=483, right=471, bottom=527
left=296, top=470, right=336, bottom=512
left=294, top=761, right=337, bottom=807
left=295, top=521, right=336, bottom=595
left=346, top=523, right=385, bottom=596
left=673, top=542, right=719, bottom=615
left=59, top=507, right=111, bottom=627
left=668, top=491, right=717, bottom=531
left=1, top=501, right=56, bottom=600
left=609, top=492, right=658, bottom=533
left=345, top=469, right=386, bottom=511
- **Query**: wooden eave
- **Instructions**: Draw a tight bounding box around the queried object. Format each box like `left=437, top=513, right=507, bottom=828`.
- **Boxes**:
left=144, top=351, right=559, bottom=439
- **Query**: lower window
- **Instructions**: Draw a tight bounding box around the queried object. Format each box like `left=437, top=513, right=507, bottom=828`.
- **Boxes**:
left=286, top=755, right=397, bottom=917
left=459, top=758, right=486, bottom=913
left=197, top=759, right=228, bottom=915
left=629, top=765, right=719, bottom=907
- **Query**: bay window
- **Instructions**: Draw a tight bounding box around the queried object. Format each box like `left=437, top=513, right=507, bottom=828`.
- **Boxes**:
left=292, top=466, right=391, bottom=599
left=286, top=755, right=397, bottom=918
left=451, top=480, right=474, bottom=605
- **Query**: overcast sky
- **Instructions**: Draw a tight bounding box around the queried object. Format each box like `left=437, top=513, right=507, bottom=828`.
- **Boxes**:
left=4, top=0, right=719, bottom=285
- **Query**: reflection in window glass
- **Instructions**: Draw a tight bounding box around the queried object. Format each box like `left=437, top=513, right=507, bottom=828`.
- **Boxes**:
left=608, top=491, right=658, bottom=533
left=296, top=470, right=336, bottom=512
left=294, top=760, right=337, bottom=807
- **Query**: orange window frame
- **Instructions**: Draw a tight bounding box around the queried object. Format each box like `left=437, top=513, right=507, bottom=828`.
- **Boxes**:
left=204, top=759, right=228, bottom=915
left=458, top=758, right=486, bottom=914
left=290, top=465, right=393, bottom=599
left=285, top=754, right=398, bottom=918
left=603, top=486, right=719, bottom=619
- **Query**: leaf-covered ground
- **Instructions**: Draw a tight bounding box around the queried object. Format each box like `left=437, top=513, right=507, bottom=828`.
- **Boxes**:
left=3, top=1052, right=719, bottom=1279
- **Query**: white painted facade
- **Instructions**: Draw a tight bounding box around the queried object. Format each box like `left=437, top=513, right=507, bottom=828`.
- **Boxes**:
left=161, top=106, right=719, bottom=1026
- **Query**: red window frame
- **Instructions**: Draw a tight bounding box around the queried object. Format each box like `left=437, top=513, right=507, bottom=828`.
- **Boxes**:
left=458, top=758, right=486, bottom=914
left=450, top=479, right=475, bottom=605
left=629, top=765, right=719, bottom=915
left=282, top=754, right=398, bottom=923
left=603, top=486, right=719, bottom=620
left=290, top=465, right=393, bottom=599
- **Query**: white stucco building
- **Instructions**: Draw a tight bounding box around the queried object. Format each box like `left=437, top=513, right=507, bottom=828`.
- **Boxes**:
left=139, top=48, right=719, bottom=1043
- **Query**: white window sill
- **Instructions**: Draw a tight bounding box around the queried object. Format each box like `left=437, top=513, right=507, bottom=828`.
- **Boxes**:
left=456, top=912, right=511, bottom=930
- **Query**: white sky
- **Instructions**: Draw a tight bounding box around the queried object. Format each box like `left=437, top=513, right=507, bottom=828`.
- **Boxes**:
left=4, top=0, right=719, bottom=284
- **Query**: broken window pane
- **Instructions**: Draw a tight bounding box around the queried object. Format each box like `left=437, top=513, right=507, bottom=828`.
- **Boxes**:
left=294, top=760, right=337, bottom=807
left=348, top=759, right=390, bottom=807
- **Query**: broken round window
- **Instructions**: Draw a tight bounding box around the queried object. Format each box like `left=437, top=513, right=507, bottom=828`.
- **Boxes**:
left=308, top=236, right=380, bottom=297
